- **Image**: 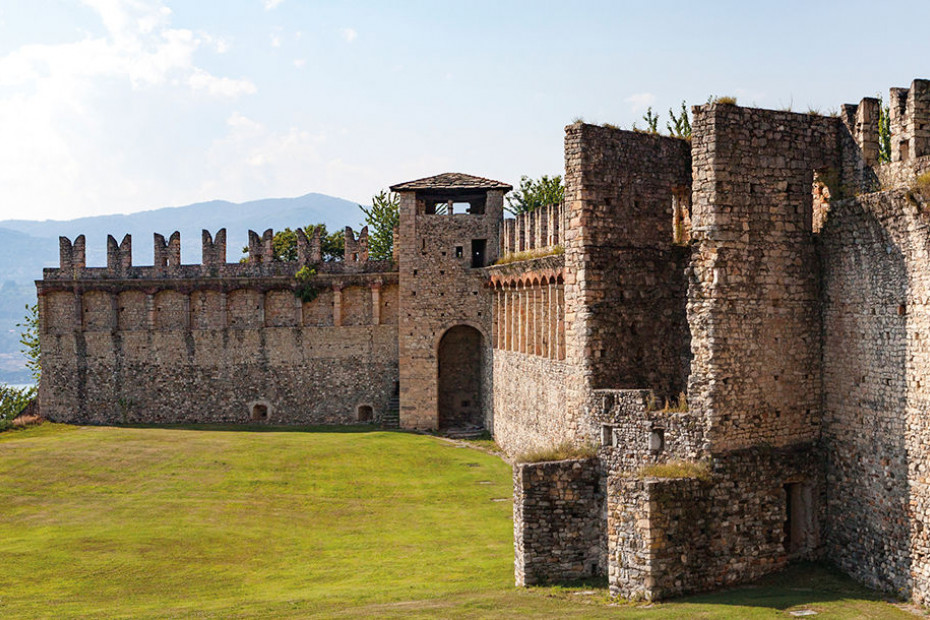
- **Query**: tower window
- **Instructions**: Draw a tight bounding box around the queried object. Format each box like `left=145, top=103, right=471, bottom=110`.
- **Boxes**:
left=471, top=239, right=487, bottom=268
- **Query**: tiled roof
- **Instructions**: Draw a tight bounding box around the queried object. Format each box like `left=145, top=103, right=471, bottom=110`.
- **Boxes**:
left=389, top=172, right=513, bottom=192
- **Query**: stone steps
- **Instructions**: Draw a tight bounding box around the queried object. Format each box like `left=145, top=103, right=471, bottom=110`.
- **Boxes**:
left=381, top=395, right=400, bottom=429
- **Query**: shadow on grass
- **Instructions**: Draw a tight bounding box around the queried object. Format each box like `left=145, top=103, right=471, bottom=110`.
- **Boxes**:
left=108, top=422, right=394, bottom=434
left=679, top=561, right=899, bottom=610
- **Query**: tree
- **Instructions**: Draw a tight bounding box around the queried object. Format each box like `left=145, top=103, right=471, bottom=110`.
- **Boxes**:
left=17, top=303, right=40, bottom=384
left=241, top=224, right=344, bottom=262
left=878, top=94, right=892, bottom=163
left=359, top=190, right=399, bottom=261
left=505, top=175, right=564, bottom=216
left=667, top=101, right=692, bottom=139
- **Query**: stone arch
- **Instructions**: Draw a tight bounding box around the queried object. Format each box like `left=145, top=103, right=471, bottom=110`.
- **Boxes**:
left=436, top=324, right=484, bottom=430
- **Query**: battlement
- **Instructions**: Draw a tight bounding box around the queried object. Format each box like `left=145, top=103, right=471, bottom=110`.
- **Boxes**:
left=48, top=226, right=388, bottom=282
left=500, top=203, right=565, bottom=256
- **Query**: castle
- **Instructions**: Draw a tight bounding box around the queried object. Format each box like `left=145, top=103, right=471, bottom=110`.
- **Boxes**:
left=37, top=79, right=930, bottom=603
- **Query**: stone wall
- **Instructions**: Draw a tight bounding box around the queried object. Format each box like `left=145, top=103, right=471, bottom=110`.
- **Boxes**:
left=513, top=458, right=604, bottom=586
left=688, top=104, right=842, bottom=452
left=563, top=124, right=692, bottom=402
left=39, top=231, right=401, bottom=425
left=592, top=389, right=706, bottom=476
left=609, top=445, right=823, bottom=601
left=488, top=254, right=574, bottom=455
left=820, top=187, right=930, bottom=604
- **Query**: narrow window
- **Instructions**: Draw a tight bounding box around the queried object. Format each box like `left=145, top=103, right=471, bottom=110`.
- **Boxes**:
left=783, top=482, right=813, bottom=555
left=455, top=246, right=464, bottom=259
left=471, top=239, right=487, bottom=268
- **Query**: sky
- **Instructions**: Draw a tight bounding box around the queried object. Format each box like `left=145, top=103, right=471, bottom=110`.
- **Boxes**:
left=1, top=0, right=929, bottom=221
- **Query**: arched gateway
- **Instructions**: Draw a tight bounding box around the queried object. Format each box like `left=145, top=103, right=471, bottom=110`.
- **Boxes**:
left=437, top=325, right=484, bottom=429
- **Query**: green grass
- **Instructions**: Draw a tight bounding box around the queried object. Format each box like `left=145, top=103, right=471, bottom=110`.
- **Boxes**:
left=0, top=424, right=913, bottom=619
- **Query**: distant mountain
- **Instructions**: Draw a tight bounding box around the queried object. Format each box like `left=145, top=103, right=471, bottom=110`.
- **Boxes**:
left=0, top=192, right=363, bottom=382
left=0, top=192, right=362, bottom=269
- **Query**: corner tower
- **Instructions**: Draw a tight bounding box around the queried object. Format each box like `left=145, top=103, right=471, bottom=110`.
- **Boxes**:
left=390, top=173, right=511, bottom=430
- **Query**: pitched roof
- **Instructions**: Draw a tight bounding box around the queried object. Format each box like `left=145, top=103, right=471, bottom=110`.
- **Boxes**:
left=389, top=172, right=513, bottom=192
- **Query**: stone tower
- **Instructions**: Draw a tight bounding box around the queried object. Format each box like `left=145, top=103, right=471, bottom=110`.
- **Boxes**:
left=390, top=173, right=511, bottom=430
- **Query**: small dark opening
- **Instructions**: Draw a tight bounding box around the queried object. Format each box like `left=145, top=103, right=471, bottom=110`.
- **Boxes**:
left=471, top=239, right=487, bottom=268
left=783, top=482, right=813, bottom=555
left=357, top=405, right=373, bottom=423
left=252, top=403, right=268, bottom=421
left=649, top=428, right=665, bottom=453
left=455, top=246, right=463, bottom=258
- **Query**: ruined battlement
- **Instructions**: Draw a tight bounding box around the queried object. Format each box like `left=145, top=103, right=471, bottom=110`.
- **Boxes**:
left=47, top=226, right=390, bottom=282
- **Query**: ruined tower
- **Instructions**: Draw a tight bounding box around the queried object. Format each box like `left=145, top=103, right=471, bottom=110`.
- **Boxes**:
left=391, top=173, right=511, bottom=430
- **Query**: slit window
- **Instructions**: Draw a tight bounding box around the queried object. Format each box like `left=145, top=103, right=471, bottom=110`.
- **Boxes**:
left=471, top=239, right=487, bottom=268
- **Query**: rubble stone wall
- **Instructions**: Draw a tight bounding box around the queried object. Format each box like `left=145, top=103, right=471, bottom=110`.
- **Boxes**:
left=688, top=104, right=841, bottom=452
left=609, top=445, right=823, bottom=601
left=820, top=188, right=930, bottom=604
left=38, top=268, right=400, bottom=425
left=563, top=124, right=692, bottom=401
left=513, top=458, right=605, bottom=586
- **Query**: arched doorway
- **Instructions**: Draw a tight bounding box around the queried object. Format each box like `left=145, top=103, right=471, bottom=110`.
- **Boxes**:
left=437, top=325, right=484, bottom=429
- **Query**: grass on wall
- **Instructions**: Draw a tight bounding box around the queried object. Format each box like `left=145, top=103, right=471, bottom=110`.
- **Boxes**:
left=494, top=245, right=564, bottom=266
left=515, top=440, right=598, bottom=463
left=639, top=459, right=713, bottom=482
left=0, top=424, right=913, bottom=619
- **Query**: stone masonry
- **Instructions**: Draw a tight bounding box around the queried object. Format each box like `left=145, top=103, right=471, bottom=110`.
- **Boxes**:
left=36, top=78, right=930, bottom=605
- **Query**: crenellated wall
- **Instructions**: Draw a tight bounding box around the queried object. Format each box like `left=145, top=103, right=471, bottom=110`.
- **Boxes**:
left=39, top=228, right=400, bottom=425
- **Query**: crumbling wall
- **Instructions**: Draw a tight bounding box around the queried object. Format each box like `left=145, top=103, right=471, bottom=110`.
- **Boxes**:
left=820, top=187, right=930, bottom=604
left=563, top=124, right=692, bottom=402
left=609, top=446, right=823, bottom=601
left=513, top=458, right=604, bottom=586
left=688, top=104, right=841, bottom=451
left=38, top=229, right=400, bottom=425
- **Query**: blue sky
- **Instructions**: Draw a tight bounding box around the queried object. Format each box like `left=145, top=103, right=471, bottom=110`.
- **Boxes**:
left=1, top=0, right=928, bottom=220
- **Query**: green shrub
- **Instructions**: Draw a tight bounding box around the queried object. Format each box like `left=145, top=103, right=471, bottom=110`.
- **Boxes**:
left=516, top=441, right=597, bottom=463
left=294, top=266, right=320, bottom=303
left=639, top=459, right=711, bottom=481
left=0, top=384, right=36, bottom=432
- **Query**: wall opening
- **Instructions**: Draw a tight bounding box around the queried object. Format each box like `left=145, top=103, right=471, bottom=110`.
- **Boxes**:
left=357, top=405, right=373, bottom=423
left=437, top=325, right=484, bottom=429
left=471, top=239, right=487, bottom=268
left=649, top=428, right=665, bottom=453
left=251, top=403, right=269, bottom=421
left=783, top=482, right=815, bottom=556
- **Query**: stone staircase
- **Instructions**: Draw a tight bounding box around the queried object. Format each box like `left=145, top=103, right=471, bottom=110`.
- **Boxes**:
left=381, top=394, right=400, bottom=429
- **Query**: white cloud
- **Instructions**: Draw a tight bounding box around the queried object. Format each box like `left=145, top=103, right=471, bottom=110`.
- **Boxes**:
left=625, top=92, right=656, bottom=113
left=262, top=0, right=284, bottom=10
left=270, top=34, right=281, bottom=48
left=188, top=69, right=256, bottom=97
left=293, top=58, right=306, bottom=69
left=340, top=28, right=357, bottom=43
left=0, top=0, right=258, bottom=220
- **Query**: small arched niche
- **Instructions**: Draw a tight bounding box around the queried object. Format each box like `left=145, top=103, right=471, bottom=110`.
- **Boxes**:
left=249, top=400, right=272, bottom=422
left=357, top=405, right=374, bottom=423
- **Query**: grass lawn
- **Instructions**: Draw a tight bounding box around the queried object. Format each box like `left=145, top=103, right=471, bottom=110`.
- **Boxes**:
left=0, top=424, right=916, bottom=619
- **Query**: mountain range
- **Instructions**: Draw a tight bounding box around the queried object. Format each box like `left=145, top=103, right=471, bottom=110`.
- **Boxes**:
left=0, top=192, right=363, bottom=383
